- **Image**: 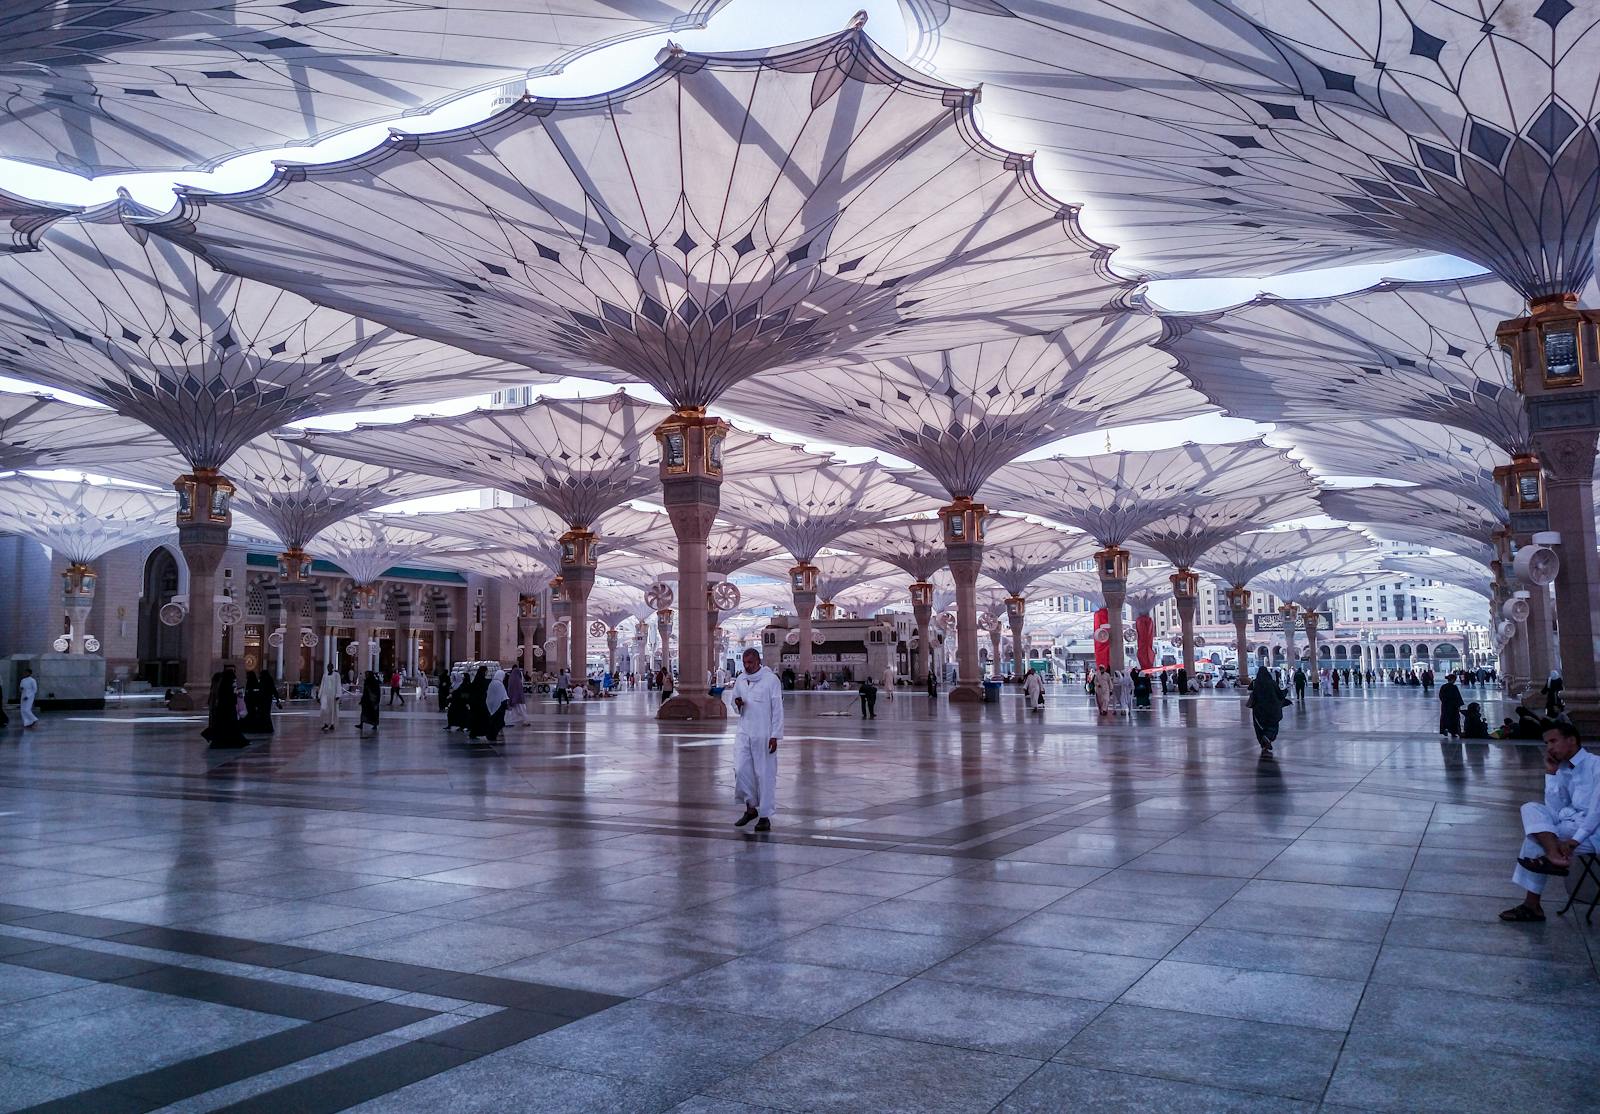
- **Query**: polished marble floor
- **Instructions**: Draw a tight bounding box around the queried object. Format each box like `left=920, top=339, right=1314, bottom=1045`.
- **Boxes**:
left=0, top=681, right=1593, bottom=1113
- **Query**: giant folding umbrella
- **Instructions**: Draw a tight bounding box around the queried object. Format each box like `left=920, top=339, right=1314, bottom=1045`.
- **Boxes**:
left=1270, top=417, right=1511, bottom=511
left=1198, top=526, right=1372, bottom=682
left=1133, top=488, right=1321, bottom=678
left=1117, top=564, right=1176, bottom=673
left=299, top=514, right=472, bottom=675
left=0, top=390, right=173, bottom=474
left=835, top=518, right=948, bottom=684
left=300, top=392, right=678, bottom=675
left=0, top=206, right=533, bottom=703
left=728, top=312, right=1208, bottom=700
left=719, top=461, right=937, bottom=682
left=0, top=0, right=734, bottom=175
left=0, top=476, right=175, bottom=653
left=615, top=523, right=783, bottom=681
left=148, top=18, right=1139, bottom=718
left=431, top=546, right=564, bottom=674
left=971, top=442, right=1315, bottom=672
left=1318, top=483, right=1539, bottom=682
left=1252, top=554, right=1388, bottom=679
left=109, top=436, right=465, bottom=683
left=975, top=516, right=1095, bottom=677
left=403, top=501, right=674, bottom=675
left=902, top=0, right=1600, bottom=723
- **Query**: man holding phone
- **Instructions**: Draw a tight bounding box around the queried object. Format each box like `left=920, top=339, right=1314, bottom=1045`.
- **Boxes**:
left=731, top=648, right=783, bottom=832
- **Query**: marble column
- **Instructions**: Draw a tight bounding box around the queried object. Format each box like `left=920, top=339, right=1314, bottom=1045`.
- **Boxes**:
left=1280, top=604, right=1298, bottom=671
left=559, top=528, right=596, bottom=681
left=1171, top=569, right=1198, bottom=677
left=1006, top=595, right=1025, bottom=677
left=171, top=469, right=233, bottom=708
left=656, top=410, right=728, bottom=720
left=61, top=563, right=95, bottom=654
left=939, top=499, right=986, bottom=702
left=1227, top=585, right=1251, bottom=686
left=987, top=623, right=1002, bottom=679
left=1302, top=609, right=1322, bottom=688
left=656, top=609, right=673, bottom=675
left=789, top=562, right=818, bottom=686
left=607, top=629, right=619, bottom=677
left=1095, top=546, right=1129, bottom=674
left=910, top=581, right=933, bottom=684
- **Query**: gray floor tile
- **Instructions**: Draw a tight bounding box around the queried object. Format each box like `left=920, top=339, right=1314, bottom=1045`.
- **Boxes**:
left=832, top=976, right=1105, bottom=1058
left=924, top=940, right=1156, bottom=1001
left=344, top=1053, right=688, bottom=1113
left=1057, top=1003, right=1343, bottom=1100
left=488, top=938, right=734, bottom=996
left=1120, top=960, right=1365, bottom=1031
left=992, top=910, right=1192, bottom=958
left=644, top=957, right=903, bottom=1024
left=996, top=1062, right=1316, bottom=1112
left=1325, top=1031, right=1589, bottom=1113
left=752, top=923, right=969, bottom=976
left=706, top=1027, right=1039, bottom=1114
left=1165, top=927, right=1380, bottom=980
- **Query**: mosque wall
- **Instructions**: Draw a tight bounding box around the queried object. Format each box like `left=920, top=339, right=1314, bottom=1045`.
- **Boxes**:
left=0, top=535, right=54, bottom=659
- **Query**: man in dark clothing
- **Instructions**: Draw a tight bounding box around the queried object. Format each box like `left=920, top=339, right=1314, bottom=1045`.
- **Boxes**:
left=1175, top=667, right=1189, bottom=695
left=859, top=676, right=878, bottom=719
left=1438, top=673, right=1464, bottom=738
left=1292, top=667, right=1306, bottom=701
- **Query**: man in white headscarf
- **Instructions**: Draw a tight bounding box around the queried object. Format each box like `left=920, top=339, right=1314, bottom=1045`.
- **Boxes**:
left=731, top=647, right=783, bottom=832
left=317, top=664, right=341, bottom=732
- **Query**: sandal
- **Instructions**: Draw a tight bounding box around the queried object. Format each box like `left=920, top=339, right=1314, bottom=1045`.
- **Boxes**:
left=1517, top=855, right=1570, bottom=877
left=1498, top=904, right=1546, bottom=922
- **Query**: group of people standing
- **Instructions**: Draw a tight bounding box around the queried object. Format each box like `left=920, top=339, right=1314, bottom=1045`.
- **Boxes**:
left=202, top=666, right=279, bottom=749
left=442, top=665, right=517, bottom=741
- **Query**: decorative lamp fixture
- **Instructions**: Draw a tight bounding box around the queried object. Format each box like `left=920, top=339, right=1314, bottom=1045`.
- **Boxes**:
left=789, top=562, right=818, bottom=595
left=1493, top=452, right=1546, bottom=515
left=909, top=581, right=934, bottom=608
left=174, top=469, right=235, bottom=526
left=817, top=601, right=838, bottom=621
left=277, top=546, right=313, bottom=582
left=61, top=562, right=96, bottom=599
left=1094, top=545, right=1130, bottom=580
left=559, top=528, right=598, bottom=569
left=518, top=594, right=539, bottom=619
left=938, top=496, right=986, bottom=545
left=1226, top=585, right=1251, bottom=615
left=1497, top=294, right=1600, bottom=392
left=1170, top=569, right=1199, bottom=598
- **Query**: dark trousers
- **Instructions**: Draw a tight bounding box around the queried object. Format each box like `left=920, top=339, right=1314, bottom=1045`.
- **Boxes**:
left=861, top=692, right=877, bottom=718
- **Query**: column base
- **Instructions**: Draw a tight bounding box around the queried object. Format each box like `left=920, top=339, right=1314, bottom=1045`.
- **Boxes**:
left=1559, top=692, right=1600, bottom=734
left=657, top=693, right=728, bottom=721
left=948, top=684, right=984, bottom=704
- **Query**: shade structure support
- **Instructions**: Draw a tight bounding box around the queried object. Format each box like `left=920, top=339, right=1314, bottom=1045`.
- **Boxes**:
left=1226, top=586, right=1251, bottom=688
left=705, top=591, right=719, bottom=682
left=1171, top=569, right=1198, bottom=679
left=939, top=499, right=986, bottom=703
left=275, top=549, right=316, bottom=687
left=560, top=529, right=597, bottom=682
left=1006, top=595, right=1026, bottom=677
left=656, top=410, right=728, bottom=720
left=1523, top=579, right=1554, bottom=688
left=789, top=562, right=819, bottom=685
left=1280, top=604, right=1299, bottom=670
left=1095, top=546, right=1129, bottom=674
left=606, top=629, right=619, bottom=677
left=1531, top=429, right=1600, bottom=726
left=910, top=581, right=933, bottom=685
left=655, top=609, right=674, bottom=678
left=170, top=469, right=234, bottom=709
left=1303, top=611, right=1322, bottom=688
left=62, top=563, right=94, bottom=654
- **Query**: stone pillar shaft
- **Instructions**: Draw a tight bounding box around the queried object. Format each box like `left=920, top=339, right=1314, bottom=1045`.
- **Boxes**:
left=1101, top=582, right=1127, bottom=673
left=656, top=411, right=727, bottom=720
left=1303, top=610, right=1321, bottom=686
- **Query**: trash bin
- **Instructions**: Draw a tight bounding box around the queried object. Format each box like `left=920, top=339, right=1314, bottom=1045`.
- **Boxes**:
left=982, top=680, right=1002, bottom=703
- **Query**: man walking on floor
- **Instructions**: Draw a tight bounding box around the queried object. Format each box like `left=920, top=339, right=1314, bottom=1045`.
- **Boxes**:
left=732, top=647, right=783, bottom=832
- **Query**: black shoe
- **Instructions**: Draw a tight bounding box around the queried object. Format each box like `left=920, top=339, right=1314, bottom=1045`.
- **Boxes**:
left=754, top=818, right=771, bottom=832
left=735, top=807, right=758, bottom=827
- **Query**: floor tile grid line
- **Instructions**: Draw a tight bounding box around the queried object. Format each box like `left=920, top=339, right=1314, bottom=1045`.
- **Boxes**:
left=0, top=923, right=622, bottom=1113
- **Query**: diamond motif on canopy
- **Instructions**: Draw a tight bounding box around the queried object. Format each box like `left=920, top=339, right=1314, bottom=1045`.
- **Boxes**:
left=724, top=315, right=1208, bottom=499
left=0, top=1, right=735, bottom=175
left=719, top=461, right=940, bottom=566
left=296, top=392, right=667, bottom=529
left=107, top=437, right=465, bottom=551
left=1250, top=553, right=1390, bottom=613
left=149, top=23, right=1131, bottom=410
left=1133, top=494, right=1323, bottom=572
left=0, top=205, right=536, bottom=472
left=966, top=442, right=1316, bottom=548
left=1319, top=486, right=1505, bottom=551
left=902, top=1, right=1600, bottom=294
left=837, top=519, right=949, bottom=583
left=0, top=390, right=174, bottom=474
left=618, top=524, right=782, bottom=580
left=1358, top=524, right=1496, bottom=569
left=310, top=515, right=471, bottom=587
left=0, top=475, right=174, bottom=563
left=434, top=547, right=559, bottom=598
left=1158, top=275, right=1529, bottom=453
left=0, top=188, right=77, bottom=253
left=1271, top=418, right=1509, bottom=509
left=1199, top=527, right=1374, bottom=590
left=1384, top=553, right=1495, bottom=600
left=978, top=517, right=1097, bottom=597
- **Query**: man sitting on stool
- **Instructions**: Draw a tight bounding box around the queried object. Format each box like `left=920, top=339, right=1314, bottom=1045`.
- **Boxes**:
left=1500, top=720, right=1599, bottom=923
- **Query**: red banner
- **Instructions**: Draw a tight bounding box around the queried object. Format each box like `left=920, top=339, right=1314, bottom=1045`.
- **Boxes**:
left=1093, top=607, right=1110, bottom=669
left=1134, top=613, right=1155, bottom=670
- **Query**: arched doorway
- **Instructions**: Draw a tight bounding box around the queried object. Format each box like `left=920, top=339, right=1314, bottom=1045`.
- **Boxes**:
left=138, top=548, right=184, bottom=686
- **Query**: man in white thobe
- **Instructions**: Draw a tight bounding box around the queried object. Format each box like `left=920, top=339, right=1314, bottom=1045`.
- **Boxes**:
left=731, top=648, right=783, bottom=832
left=18, top=669, right=38, bottom=728
left=1023, top=668, right=1044, bottom=713
left=317, top=665, right=341, bottom=732
left=1500, top=720, right=1599, bottom=922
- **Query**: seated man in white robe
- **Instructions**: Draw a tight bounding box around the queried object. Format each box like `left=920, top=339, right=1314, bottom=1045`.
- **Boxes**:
left=1501, top=720, right=1599, bottom=923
